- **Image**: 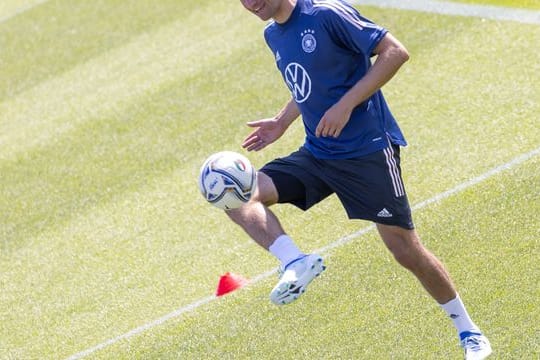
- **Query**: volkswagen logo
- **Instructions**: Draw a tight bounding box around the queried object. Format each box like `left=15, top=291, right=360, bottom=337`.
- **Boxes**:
left=284, top=62, right=311, bottom=103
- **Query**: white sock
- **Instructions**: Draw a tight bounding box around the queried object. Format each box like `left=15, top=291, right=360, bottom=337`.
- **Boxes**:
left=268, top=234, right=304, bottom=268
left=440, top=294, right=480, bottom=336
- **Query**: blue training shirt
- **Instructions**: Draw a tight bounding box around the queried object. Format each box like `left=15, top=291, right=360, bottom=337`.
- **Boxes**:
left=264, top=0, right=407, bottom=159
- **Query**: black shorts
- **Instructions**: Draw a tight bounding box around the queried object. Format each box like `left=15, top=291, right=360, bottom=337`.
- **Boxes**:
left=260, top=145, right=414, bottom=229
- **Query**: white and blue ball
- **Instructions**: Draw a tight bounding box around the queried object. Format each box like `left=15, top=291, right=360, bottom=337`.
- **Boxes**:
left=198, top=151, right=257, bottom=210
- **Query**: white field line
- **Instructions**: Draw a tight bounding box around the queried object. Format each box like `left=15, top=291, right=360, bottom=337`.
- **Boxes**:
left=66, top=145, right=540, bottom=360
left=5, top=0, right=537, bottom=26
left=351, top=0, right=540, bottom=24
left=0, top=0, right=50, bottom=24
left=65, top=295, right=216, bottom=360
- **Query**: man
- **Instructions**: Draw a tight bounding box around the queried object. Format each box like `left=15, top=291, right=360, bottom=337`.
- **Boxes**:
left=230, top=0, right=492, bottom=358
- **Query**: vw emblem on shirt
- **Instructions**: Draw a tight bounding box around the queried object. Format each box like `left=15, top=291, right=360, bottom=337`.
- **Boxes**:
left=284, top=62, right=311, bottom=103
left=301, top=29, right=316, bottom=53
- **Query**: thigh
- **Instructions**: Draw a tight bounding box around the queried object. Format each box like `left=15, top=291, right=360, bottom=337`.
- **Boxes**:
left=251, top=171, right=280, bottom=206
left=260, top=148, right=333, bottom=210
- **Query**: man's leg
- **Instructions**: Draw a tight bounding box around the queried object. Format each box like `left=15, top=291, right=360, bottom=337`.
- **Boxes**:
left=225, top=171, right=294, bottom=251
left=226, top=172, right=325, bottom=305
left=226, top=199, right=284, bottom=251
left=376, top=224, right=491, bottom=359
left=376, top=224, right=456, bottom=303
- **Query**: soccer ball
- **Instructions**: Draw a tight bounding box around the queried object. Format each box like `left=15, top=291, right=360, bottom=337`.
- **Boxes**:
left=198, top=151, right=257, bottom=210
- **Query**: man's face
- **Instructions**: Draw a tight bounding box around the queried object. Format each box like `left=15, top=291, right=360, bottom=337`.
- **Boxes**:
left=239, top=0, right=281, bottom=21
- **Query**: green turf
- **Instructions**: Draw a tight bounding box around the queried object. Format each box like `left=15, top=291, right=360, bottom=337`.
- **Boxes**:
left=450, top=0, right=540, bottom=10
left=0, top=0, right=214, bottom=102
left=0, top=0, right=539, bottom=359
left=0, top=0, right=44, bottom=20
left=91, top=156, right=540, bottom=359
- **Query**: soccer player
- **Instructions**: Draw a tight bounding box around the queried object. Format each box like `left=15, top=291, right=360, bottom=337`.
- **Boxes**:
left=230, top=0, right=492, bottom=358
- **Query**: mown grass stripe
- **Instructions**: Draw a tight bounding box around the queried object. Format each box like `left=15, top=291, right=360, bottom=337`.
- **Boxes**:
left=0, top=1, right=245, bottom=161
left=0, top=0, right=49, bottom=24
left=351, top=0, right=540, bottom=24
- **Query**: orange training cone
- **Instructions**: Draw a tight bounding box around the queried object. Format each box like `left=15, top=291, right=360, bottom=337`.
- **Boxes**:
left=216, top=272, right=248, bottom=296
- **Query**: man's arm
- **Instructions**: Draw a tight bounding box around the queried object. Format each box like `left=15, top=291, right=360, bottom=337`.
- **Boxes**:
left=273, top=97, right=301, bottom=130
left=316, top=32, right=409, bottom=138
left=242, top=98, right=300, bottom=151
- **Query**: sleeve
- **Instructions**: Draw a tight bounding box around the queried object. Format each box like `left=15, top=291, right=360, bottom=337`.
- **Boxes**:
left=321, top=3, right=388, bottom=56
left=263, top=24, right=279, bottom=67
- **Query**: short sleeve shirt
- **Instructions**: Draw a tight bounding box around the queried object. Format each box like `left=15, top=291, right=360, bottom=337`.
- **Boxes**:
left=264, top=0, right=407, bottom=159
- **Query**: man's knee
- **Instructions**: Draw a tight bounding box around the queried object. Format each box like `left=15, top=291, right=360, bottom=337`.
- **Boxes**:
left=378, top=225, right=424, bottom=270
left=251, top=171, right=279, bottom=206
left=225, top=172, right=278, bottom=222
left=390, top=242, right=423, bottom=270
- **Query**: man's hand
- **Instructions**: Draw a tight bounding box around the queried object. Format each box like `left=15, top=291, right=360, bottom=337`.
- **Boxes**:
left=315, top=102, right=353, bottom=138
left=242, top=118, right=287, bottom=151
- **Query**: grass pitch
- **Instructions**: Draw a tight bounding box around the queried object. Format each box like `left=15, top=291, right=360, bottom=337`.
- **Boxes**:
left=450, top=0, right=540, bottom=10
left=1, top=0, right=539, bottom=359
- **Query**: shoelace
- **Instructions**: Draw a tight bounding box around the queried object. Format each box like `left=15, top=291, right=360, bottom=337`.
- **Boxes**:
left=461, top=336, right=485, bottom=351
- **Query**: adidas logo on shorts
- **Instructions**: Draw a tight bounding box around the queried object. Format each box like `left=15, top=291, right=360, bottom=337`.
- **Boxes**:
left=377, top=208, right=393, bottom=218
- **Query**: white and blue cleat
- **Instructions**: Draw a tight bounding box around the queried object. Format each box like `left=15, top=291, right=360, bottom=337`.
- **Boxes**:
left=461, top=331, right=492, bottom=360
left=270, top=254, right=326, bottom=305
